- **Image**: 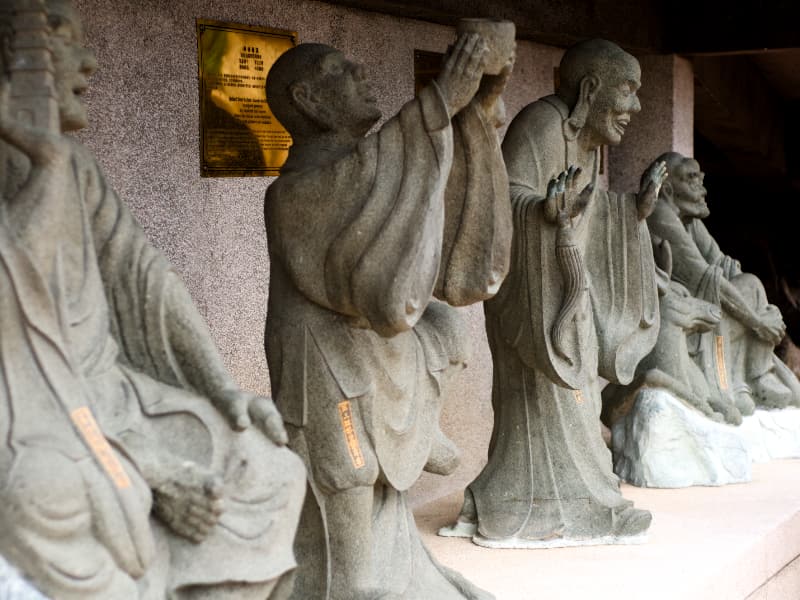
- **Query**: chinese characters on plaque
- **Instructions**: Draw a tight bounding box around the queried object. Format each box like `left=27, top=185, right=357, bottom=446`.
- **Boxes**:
left=197, top=19, right=296, bottom=177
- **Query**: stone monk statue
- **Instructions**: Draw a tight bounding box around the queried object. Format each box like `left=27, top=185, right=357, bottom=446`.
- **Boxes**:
left=264, top=30, right=513, bottom=600
left=443, top=38, right=665, bottom=548
left=0, top=2, right=304, bottom=598
left=645, top=152, right=800, bottom=420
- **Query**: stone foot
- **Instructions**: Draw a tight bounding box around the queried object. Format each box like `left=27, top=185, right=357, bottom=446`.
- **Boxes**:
left=751, top=371, right=793, bottom=409
left=612, top=507, right=652, bottom=537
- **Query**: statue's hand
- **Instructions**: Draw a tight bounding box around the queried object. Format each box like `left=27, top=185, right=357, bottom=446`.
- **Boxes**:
left=153, top=461, right=224, bottom=544
left=475, top=59, right=514, bottom=128
left=0, top=78, right=68, bottom=166
left=544, top=165, right=593, bottom=224
left=637, top=160, right=668, bottom=220
left=216, top=388, right=288, bottom=446
left=436, top=33, right=488, bottom=117
left=753, top=307, right=785, bottom=345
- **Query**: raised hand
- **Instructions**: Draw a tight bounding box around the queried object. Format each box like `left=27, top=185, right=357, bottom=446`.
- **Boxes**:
left=436, top=33, right=488, bottom=117
left=544, top=165, right=593, bottom=225
left=214, top=387, right=288, bottom=446
left=637, top=160, right=668, bottom=220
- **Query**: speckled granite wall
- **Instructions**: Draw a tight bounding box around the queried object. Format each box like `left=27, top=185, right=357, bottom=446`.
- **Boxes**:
left=70, top=0, right=689, bottom=507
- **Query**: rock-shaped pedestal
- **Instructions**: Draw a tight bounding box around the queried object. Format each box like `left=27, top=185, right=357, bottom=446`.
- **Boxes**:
left=612, top=388, right=800, bottom=488
left=612, top=388, right=752, bottom=487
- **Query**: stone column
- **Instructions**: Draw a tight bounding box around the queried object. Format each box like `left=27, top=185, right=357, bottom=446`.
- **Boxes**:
left=608, top=54, right=694, bottom=193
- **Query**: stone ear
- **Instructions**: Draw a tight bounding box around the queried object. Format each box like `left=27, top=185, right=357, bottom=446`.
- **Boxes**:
left=661, top=179, right=673, bottom=199
left=290, top=81, right=335, bottom=131
left=290, top=81, right=316, bottom=118
left=579, top=74, right=600, bottom=105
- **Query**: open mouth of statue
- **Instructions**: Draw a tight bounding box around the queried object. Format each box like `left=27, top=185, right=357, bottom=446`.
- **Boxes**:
left=614, top=117, right=629, bottom=135
left=73, top=81, right=88, bottom=97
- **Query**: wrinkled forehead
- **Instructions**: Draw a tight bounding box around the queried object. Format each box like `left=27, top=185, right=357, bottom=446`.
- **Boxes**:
left=679, top=158, right=702, bottom=177
left=611, top=54, right=641, bottom=85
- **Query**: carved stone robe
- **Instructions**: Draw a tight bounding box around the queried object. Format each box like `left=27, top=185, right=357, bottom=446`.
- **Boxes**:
left=265, top=84, right=510, bottom=598
left=465, top=95, right=659, bottom=542
left=0, top=141, right=304, bottom=599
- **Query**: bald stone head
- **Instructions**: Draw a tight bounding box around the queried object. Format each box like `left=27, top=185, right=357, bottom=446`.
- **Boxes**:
left=267, top=43, right=381, bottom=144
left=557, top=38, right=641, bottom=148
left=654, top=152, right=709, bottom=221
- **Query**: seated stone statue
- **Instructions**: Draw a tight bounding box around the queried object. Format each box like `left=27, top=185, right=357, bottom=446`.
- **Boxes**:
left=264, top=31, right=513, bottom=600
left=645, top=152, right=800, bottom=421
left=443, top=38, right=665, bottom=548
left=0, top=2, right=304, bottom=598
left=602, top=241, right=742, bottom=425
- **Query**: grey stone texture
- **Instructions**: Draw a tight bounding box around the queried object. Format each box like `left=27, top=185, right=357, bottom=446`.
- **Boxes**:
left=443, top=39, right=664, bottom=548
left=263, top=25, right=513, bottom=598
left=64, top=0, right=692, bottom=512
left=0, top=2, right=304, bottom=598
left=605, top=153, right=800, bottom=488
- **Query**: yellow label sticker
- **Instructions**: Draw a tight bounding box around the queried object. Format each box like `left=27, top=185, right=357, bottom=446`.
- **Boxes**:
left=70, top=406, right=132, bottom=489
left=337, top=400, right=365, bottom=469
left=715, top=335, right=729, bottom=391
left=573, top=389, right=585, bottom=404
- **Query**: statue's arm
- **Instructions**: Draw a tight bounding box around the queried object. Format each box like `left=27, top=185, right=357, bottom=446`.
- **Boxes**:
left=88, top=160, right=286, bottom=444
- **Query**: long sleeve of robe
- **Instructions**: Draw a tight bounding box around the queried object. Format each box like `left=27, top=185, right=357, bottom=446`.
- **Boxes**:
left=265, top=83, right=511, bottom=426
left=488, top=96, right=658, bottom=389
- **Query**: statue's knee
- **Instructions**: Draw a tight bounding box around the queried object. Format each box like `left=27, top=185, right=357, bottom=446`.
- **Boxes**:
left=731, top=273, right=766, bottom=306
left=311, top=449, right=379, bottom=496
left=3, top=449, right=88, bottom=524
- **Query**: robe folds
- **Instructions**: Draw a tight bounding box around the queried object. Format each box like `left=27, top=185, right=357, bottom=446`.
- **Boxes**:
left=265, top=83, right=510, bottom=599
left=465, top=95, right=659, bottom=542
left=0, top=140, right=303, bottom=599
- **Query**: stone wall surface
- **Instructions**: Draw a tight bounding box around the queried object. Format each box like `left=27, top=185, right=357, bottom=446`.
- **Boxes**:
left=71, top=0, right=687, bottom=506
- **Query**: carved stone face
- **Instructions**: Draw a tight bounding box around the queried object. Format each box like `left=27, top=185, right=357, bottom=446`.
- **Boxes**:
left=48, top=1, right=97, bottom=132
left=310, top=50, right=381, bottom=137
left=584, top=56, right=641, bottom=146
left=671, top=158, right=709, bottom=219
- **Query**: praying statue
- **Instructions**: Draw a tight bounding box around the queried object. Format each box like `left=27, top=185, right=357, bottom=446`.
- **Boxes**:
left=264, top=27, right=514, bottom=600
left=442, top=38, right=665, bottom=548
left=0, top=2, right=304, bottom=598
left=644, top=152, right=800, bottom=420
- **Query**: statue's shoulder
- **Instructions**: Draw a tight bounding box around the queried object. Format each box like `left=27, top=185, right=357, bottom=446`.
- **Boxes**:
left=508, top=96, right=566, bottom=132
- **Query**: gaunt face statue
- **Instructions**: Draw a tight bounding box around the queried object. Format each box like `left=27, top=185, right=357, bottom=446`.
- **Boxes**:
left=47, top=0, right=98, bottom=132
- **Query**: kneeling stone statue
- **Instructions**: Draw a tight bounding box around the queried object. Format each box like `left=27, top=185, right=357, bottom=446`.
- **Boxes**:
left=0, top=2, right=304, bottom=598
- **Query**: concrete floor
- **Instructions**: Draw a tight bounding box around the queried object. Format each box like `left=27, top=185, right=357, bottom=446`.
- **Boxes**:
left=415, top=460, right=800, bottom=600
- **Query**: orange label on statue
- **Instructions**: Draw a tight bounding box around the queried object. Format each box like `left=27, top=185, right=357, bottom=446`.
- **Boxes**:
left=715, top=335, right=729, bottom=391
left=573, top=390, right=585, bottom=404
left=70, top=406, right=132, bottom=489
left=337, top=400, right=365, bottom=469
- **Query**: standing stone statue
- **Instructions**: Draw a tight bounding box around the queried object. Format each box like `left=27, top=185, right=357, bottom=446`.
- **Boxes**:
left=643, top=153, right=800, bottom=419
left=264, top=27, right=513, bottom=600
left=0, top=2, right=305, bottom=598
left=442, top=38, right=665, bottom=548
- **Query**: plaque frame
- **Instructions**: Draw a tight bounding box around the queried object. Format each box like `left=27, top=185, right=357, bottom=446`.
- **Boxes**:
left=197, top=18, right=297, bottom=177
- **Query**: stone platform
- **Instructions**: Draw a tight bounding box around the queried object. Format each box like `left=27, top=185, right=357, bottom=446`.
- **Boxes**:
left=415, top=459, right=800, bottom=600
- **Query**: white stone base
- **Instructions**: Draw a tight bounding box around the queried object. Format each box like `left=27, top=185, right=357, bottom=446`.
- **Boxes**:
left=612, top=388, right=800, bottom=488
left=612, top=388, right=752, bottom=487
left=471, top=532, right=648, bottom=549
left=0, top=556, right=47, bottom=599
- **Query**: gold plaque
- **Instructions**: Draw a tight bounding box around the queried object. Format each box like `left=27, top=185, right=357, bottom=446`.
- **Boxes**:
left=197, top=19, right=297, bottom=177
left=337, top=400, right=366, bottom=469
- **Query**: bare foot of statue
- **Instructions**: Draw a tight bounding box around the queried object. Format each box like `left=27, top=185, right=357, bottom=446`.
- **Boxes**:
left=153, top=461, right=225, bottom=544
left=751, top=371, right=793, bottom=409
